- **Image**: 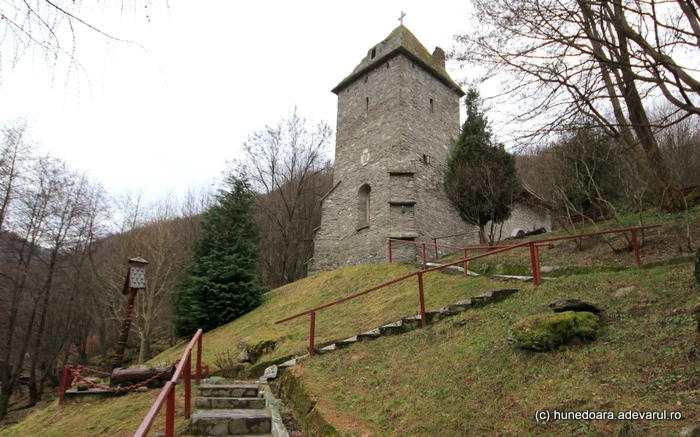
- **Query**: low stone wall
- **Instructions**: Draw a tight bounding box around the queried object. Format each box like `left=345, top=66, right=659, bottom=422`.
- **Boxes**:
left=278, top=371, right=339, bottom=436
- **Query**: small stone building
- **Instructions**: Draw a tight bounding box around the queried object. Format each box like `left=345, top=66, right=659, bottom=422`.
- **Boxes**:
left=310, top=25, right=475, bottom=273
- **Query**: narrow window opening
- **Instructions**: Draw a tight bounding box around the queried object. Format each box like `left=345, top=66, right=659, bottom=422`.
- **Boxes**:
left=386, top=62, right=390, bottom=68
left=365, top=97, right=369, bottom=114
left=430, top=98, right=434, bottom=114
left=371, top=47, right=376, bottom=59
left=357, top=184, right=371, bottom=229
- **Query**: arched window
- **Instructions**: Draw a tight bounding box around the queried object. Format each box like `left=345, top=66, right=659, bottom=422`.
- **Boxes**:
left=357, top=184, right=371, bottom=229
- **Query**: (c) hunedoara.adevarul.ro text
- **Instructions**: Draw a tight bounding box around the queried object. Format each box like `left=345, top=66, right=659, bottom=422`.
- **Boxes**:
left=534, top=409, right=683, bottom=422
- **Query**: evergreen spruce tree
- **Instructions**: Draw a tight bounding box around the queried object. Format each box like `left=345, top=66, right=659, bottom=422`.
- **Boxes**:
left=173, top=175, right=265, bottom=336
left=445, top=88, right=521, bottom=244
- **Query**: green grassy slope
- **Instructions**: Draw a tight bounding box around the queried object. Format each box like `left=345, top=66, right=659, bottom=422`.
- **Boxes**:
left=150, top=263, right=503, bottom=369
left=0, top=389, right=189, bottom=437
left=3, top=209, right=699, bottom=437
left=1, top=264, right=505, bottom=437
left=299, top=264, right=700, bottom=436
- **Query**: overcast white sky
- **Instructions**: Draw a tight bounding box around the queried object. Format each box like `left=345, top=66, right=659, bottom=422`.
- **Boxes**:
left=0, top=1, right=474, bottom=202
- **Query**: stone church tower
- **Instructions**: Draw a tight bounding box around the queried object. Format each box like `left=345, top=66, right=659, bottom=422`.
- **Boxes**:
left=311, top=25, right=475, bottom=273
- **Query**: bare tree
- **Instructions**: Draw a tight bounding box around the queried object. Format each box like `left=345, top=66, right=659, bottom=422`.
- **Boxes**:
left=238, top=108, right=333, bottom=288
left=454, top=0, right=700, bottom=208
left=0, top=148, right=110, bottom=415
left=93, top=193, right=200, bottom=364
left=0, top=1, right=154, bottom=84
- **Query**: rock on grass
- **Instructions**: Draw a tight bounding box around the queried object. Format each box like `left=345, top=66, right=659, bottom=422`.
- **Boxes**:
left=511, top=311, right=600, bottom=351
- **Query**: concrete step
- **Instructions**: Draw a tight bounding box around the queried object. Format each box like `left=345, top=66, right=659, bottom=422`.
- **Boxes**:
left=199, top=384, right=260, bottom=398
left=195, top=396, right=266, bottom=410
left=190, top=408, right=271, bottom=436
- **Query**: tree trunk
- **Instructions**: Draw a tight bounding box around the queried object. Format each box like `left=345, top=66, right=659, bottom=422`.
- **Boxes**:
left=611, top=1, right=682, bottom=210
left=138, top=334, right=151, bottom=364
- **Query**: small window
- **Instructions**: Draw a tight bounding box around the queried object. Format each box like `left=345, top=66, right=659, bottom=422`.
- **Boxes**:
left=365, top=97, right=369, bottom=114
left=430, top=98, right=434, bottom=114
left=386, top=62, right=390, bottom=69
left=358, top=184, right=371, bottom=229
left=371, top=48, right=376, bottom=59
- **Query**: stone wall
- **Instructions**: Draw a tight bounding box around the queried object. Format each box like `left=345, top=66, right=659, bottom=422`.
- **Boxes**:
left=487, top=202, right=552, bottom=241
left=311, top=51, right=474, bottom=273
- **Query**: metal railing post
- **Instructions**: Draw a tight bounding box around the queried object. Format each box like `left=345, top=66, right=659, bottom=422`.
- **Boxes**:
left=59, top=365, right=71, bottom=404
left=529, top=242, right=542, bottom=286
left=463, top=249, right=468, bottom=277
left=196, top=333, right=202, bottom=385
left=630, top=230, right=642, bottom=268
left=388, top=239, right=393, bottom=263
left=165, top=384, right=175, bottom=437
left=421, top=243, right=427, bottom=269
left=417, top=272, right=426, bottom=327
left=433, top=238, right=439, bottom=260
left=184, top=355, right=192, bottom=419
left=309, top=311, right=316, bottom=357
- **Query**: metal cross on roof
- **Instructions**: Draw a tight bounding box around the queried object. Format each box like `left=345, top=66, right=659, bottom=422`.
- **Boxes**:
left=399, top=11, right=406, bottom=25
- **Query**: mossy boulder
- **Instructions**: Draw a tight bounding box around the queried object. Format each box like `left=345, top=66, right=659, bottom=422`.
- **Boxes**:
left=511, top=311, right=600, bottom=351
left=245, top=339, right=276, bottom=363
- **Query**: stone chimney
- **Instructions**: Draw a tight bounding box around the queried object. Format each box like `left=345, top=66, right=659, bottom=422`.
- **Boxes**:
left=432, top=47, right=445, bottom=68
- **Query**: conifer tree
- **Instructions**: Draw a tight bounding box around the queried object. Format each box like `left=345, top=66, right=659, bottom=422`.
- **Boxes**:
left=173, top=175, right=264, bottom=336
left=445, top=88, right=521, bottom=244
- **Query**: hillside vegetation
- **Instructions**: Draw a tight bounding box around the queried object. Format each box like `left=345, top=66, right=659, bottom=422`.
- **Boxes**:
left=299, top=264, right=699, bottom=436
left=2, top=211, right=699, bottom=436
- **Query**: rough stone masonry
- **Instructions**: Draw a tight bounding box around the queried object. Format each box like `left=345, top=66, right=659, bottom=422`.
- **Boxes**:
left=310, top=25, right=550, bottom=274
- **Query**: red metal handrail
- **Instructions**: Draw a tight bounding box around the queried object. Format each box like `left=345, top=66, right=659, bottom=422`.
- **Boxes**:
left=276, top=225, right=660, bottom=358
left=389, top=238, right=552, bottom=272
left=133, top=328, right=204, bottom=437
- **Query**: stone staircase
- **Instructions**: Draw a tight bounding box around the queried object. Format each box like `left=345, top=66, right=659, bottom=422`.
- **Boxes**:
left=190, top=383, right=272, bottom=436
left=273, top=289, right=521, bottom=370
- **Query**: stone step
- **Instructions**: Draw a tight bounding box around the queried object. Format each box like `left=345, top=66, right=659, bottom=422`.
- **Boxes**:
left=317, top=344, right=336, bottom=354
left=401, top=315, right=423, bottom=331
left=379, top=320, right=404, bottom=335
left=335, top=336, right=358, bottom=348
left=448, top=299, right=474, bottom=313
left=190, top=409, right=271, bottom=436
left=199, top=384, right=260, bottom=399
left=356, top=328, right=381, bottom=341
left=192, top=435, right=272, bottom=437
left=195, top=397, right=266, bottom=410
left=277, top=354, right=308, bottom=369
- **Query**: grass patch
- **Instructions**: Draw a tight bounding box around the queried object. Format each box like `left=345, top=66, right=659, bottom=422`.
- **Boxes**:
left=0, top=389, right=188, bottom=437
left=5, top=205, right=700, bottom=436
left=149, top=263, right=504, bottom=371
left=298, top=264, right=700, bottom=436
left=436, top=207, right=700, bottom=279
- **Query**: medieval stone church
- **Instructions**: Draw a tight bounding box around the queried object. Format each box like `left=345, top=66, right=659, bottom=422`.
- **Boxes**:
left=310, top=25, right=550, bottom=273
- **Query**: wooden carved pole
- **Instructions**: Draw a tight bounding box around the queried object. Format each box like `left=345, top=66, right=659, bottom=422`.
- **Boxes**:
left=112, top=257, right=149, bottom=370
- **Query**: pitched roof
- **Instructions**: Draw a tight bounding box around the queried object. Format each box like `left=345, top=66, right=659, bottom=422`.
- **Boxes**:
left=331, top=25, right=465, bottom=97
